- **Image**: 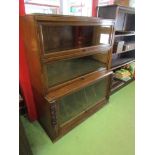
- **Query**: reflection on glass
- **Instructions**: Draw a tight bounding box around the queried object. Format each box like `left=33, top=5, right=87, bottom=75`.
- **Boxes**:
left=46, top=56, right=106, bottom=87
left=41, top=25, right=110, bottom=53
left=100, top=34, right=109, bottom=44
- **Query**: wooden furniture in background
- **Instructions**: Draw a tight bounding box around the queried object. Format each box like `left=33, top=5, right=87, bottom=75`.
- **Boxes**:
left=114, top=0, right=129, bottom=7
left=98, top=4, right=135, bottom=93
left=20, top=14, right=114, bottom=142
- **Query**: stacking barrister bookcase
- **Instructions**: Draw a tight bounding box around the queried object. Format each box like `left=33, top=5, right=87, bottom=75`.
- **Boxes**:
left=20, top=14, right=114, bottom=142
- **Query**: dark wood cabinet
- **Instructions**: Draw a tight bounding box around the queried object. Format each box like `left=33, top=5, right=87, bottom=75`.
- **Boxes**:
left=98, top=5, right=135, bottom=30
left=98, top=5, right=135, bottom=93
left=20, top=14, right=114, bottom=142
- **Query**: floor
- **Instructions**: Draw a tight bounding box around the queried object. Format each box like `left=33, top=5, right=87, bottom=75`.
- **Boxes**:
left=21, top=82, right=135, bottom=155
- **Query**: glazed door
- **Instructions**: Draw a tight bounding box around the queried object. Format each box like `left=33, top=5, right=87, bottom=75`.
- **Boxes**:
left=44, top=55, right=107, bottom=88
left=57, top=72, right=112, bottom=126
left=38, top=22, right=114, bottom=55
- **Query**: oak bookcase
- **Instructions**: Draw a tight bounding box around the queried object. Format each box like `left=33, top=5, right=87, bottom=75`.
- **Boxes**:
left=20, top=14, right=114, bottom=142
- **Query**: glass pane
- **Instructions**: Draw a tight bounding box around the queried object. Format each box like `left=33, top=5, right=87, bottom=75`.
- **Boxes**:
left=58, top=77, right=108, bottom=125
left=41, top=25, right=110, bottom=53
left=46, top=56, right=106, bottom=87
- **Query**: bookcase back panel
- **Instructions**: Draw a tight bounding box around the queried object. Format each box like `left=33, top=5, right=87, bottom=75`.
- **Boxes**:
left=115, top=35, right=135, bottom=42
left=125, top=14, right=135, bottom=31
left=46, top=56, right=106, bottom=88
left=58, top=76, right=108, bottom=125
left=116, top=11, right=126, bottom=31
left=116, top=11, right=135, bottom=31
left=40, top=24, right=111, bottom=54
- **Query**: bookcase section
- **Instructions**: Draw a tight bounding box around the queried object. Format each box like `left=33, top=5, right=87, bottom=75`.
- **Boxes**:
left=21, top=14, right=114, bottom=142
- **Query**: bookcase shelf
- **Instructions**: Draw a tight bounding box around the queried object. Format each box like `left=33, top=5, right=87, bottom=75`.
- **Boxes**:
left=111, top=59, right=135, bottom=71
left=115, top=30, right=135, bottom=34
left=111, top=78, right=134, bottom=94
left=115, top=32, right=135, bottom=37
left=98, top=5, right=135, bottom=93
left=112, top=57, right=135, bottom=68
left=111, top=80, right=124, bottom=92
